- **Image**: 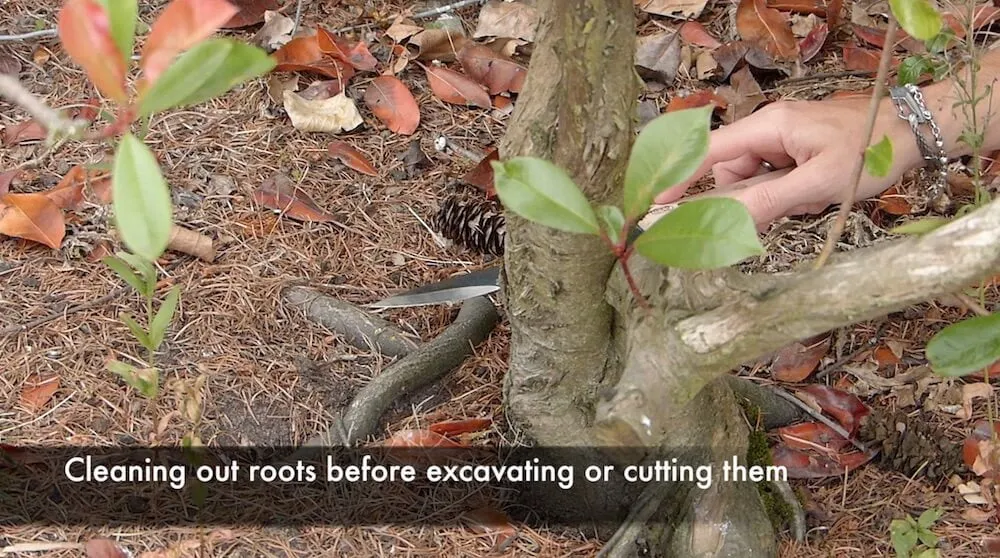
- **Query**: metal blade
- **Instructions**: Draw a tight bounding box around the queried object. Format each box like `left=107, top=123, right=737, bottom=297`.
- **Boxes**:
left=368, top=266, right=501, bottom=308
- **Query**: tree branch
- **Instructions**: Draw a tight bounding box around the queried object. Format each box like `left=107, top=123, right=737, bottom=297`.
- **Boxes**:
left=0, top=74, right=85, bottom=137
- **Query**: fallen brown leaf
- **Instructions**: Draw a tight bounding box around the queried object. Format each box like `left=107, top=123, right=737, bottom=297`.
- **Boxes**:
left=365, top=76, right=420, bottom=135
left=221, top=0, right=281, bottom=28
left=273, top=35, right=357, bottom=80
left=252, top=173, right=337, bottom=222
left=771, top=334, right=830, bottom=382
left=283, top=90, right=363, bottom=133
left=679, top=21, right=723, bottom=49
left=3, top=119, right=46, bottom=146
left=409, top=27, right=469, bottom=62
left=474, top=1, right=539, bottom=42
left=0, top=192, right=66, bottom=248
left=317, top=28, right=378, bottom=71
left=328, top=141, right=379, bottom=176
left=20, top=373, right=60, bottom=413
left=665, top=89, right=729, bottom=113
left=726, top=65, right=767, bottom=123
left=799, top=22, right=828, bottom=62
left=636, top=0, right=710, bottom=19
left=635, top=31, right=682, bottom=84
left=458, top=43, right=526, bottom=95
left=386, top=18, right=424, bottom=43
left=736, top=0, right=800, bottom=61
left=423, top=65, right=492, bottom=109
left=0, top=169, right=19, bottom=196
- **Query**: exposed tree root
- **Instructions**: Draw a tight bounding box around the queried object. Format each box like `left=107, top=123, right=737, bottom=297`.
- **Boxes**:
left=292, top=296, right=499, bottom=450
left=283, top=286, right=420, bottom=358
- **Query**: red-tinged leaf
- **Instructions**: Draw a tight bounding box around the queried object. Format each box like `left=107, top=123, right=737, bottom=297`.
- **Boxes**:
left=20, top=373, right=60, bottom=413
left=736, top=0, right=799, bottom=61
left=878, top=184, right=912, bottom=215
left=57, top=0, right=127, bottom=102
left=984, top=536, right=1000, bottom=553
left=679, top=21, right=723, bottom=49
left=964, top=419, right=1000, bottom=471
left=316, top=28, right=378, bottom=71
left=45, top=165, right=112, bottom=210
left=423, top=65, right=492, bottom=109
left=799, top=384, right=870, bottom=435
left=772, top=444, right=876, bottom=478
left=766, top=0, right=827, bottom=14
left=713, top=41, right=749, bottom=79
left=328, top=141, right=378, bottom=176
left=973, top=4, right=1000, bottom=29
left=221, top=0, right=282, bottom=28
left=383, top=429, right=467, bottom=448
left=274, top=36, right=357, bottom=80
left=0, top=193, right=66, bottom=248
left=2, top=120, right=46, bottom=146
left=0, top=169, right=19, bottom=196
left=252, top=173, right=337, bottom=222
left=772, top=334, right=830, bottom=382
left=85, top=538, right=128, bottom=558
left=665, top=89, right=729, bottom=113
left=140, top=0, right=240, bottom=86
left=458, top=43, right=527, bottom=95
left=75, top=97, right=101, bottom=122
left=827, top=0, right=842, bottom=27
left=429, top=418, right=493, bottom=436
left=364, top=76, right=420, bottom=135
left=799, top=22, right=828, bottom=62
left=852, top=24, right=924, bottom=52
left=777, top=422, right=851, bottom=452
left=461, top=148, right=500, bottom=196
left=873, top=345, right=902, bottom=368
left=461, top=506, right=518, bottom=549
left=843, top=45, right=882, bottom=72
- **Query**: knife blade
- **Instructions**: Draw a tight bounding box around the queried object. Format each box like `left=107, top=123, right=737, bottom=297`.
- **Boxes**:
left=368, top=266, right=501, bottom=308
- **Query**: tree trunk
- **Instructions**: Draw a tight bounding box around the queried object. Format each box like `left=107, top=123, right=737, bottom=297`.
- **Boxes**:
left=500, top=1, right=777, bottom=556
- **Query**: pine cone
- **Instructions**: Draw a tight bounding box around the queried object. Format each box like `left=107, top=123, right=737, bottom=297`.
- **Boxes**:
left=857, top=409, right=965, bottom=480
left=433, top=194, right=505, bottom=257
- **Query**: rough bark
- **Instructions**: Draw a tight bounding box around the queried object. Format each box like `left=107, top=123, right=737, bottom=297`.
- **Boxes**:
left=499, top=0, right=638, bottom=444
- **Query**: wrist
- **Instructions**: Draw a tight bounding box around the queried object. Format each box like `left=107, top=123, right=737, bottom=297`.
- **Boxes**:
left=873, top=95, right=925, bottom=178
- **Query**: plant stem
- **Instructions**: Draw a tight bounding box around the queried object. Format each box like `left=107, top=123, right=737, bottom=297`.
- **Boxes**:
left=814, top=18, right=899, bottom=269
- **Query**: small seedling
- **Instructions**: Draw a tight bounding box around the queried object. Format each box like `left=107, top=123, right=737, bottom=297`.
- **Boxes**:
left=103, top=251, right=180, bottom=398
left=891, top=507, right=944, bottom=558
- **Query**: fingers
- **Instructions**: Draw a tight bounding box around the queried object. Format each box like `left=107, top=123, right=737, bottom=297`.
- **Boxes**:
left=725, top=162, right=831, bottom=225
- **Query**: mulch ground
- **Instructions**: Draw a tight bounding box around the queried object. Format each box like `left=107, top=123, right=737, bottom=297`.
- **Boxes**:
left=1, top=0, right=999, bottom=556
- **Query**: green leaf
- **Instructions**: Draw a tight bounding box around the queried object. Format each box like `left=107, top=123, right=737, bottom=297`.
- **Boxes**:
left=925, top=29, right=953, bottom=54
left=138, top=39, right=276, bottom=117
left=149, top=285, right=181, bottom=350
left=97, top=0, right=138, bottom=60
left=898, top=56, right=936, bottom=85
left=917, top=530, right=938, bottom=548
left=926, top=313, right=1000, bottom=377
left=102, top=255, right=147, bottom=296
left=865, top=135, right=893, bottom=178
left=917, top=507, right=944, bottom=529
left=116, top=251, right=157, bottom=297
left=492, top=157, right=599, bottom=235
left=890, top=217, right=950, bottom=235
left=913, top=549, right=940, bottom=558
left=113, top=134, right=173, bottom=261
left=120, top=312, right=153, bottom=351
left=633, top=198, right=764, bottom=269
left=598, top=205, right=626, bottom=246
left=106, top=360, right=159, bottom=398
left=623, top=106, right=712, bottom=219
left=889, top=0, right=943, bottom=41
left=891, top=519, right=918, bottom=558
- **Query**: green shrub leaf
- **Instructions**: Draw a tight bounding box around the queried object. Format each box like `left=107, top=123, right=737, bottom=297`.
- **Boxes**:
left=492, top=157, right=599, bottom=235
left=116, top=250, right=157, bottom=296
left=926, top=313, right=1000, bottom=377
left=597, top=205, right=626, bottom=245
left=102, top=255, right=147, bottom=296
left=623, top=106, right=711, bottom=219
left=864, top=135, right=893, bottom=178
left=107, top=360, right=159, bottom=398
left=97, top=0, right=137, bottom=59
left=633, top=198, right=763, bottom=269
left=113, top=134, right=173, bottom=261
left=890, top=217, right=950, bottom=235
left=889, top=0, right=942, bottom=41
left=149, top=284, right=181, bottom=350
left=917, top=508, right=944, bottom=528
left=120, top=312, right=152, bottom=350
left=139, top=38, right=276, bottom=116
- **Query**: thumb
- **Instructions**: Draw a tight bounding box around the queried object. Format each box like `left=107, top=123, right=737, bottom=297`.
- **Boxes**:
left=717, top=163, right=829, bottom=225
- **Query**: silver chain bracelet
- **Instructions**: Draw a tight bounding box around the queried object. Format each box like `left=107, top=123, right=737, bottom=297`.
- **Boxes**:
left=888, top=83, right=948, bottom=199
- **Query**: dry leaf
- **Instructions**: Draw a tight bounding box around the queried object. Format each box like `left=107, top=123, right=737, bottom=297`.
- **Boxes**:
left=0, top=54, right=21, bottom=75
left=665, top=89, right=728, bottom=113
left=636, top=0, right=710, bottom=19
left=474, top=1, right=539, bottom=42
left=266, top=73, right=299, bottom=104
left=959, top=383, right=993, bottom=420
left=0, top=192, right=66, bottom=248
left=695, top=51, right=718, bottom=79
left=168, top=224, right=215, bottom=262
left=251, top=10, right=294, bottom=50
left=458, top=43, right=526, bottom=94
left=383, top=429, right=467, bottom=448
left=298, top=79, right=346, bottom=101
left=273, top=35, right=357, bottom=80
left=32, top=46, right=51, bottom=66
left=429, top=418, right=492, bottom=436
left=771, top=334, right=830, bottom=382
left=0, top=169, right=20, bottom=196
left=736, top=0, right=800, bottom=61
left=44, top=165, right=112, bottom=211
left=799, top=22, right=829, bottom=62
left=713, top=41, right=749, bottom=79
left=679, top=22, right=723, bottom=49
left=790, top=13, right=818, bottom=37
left=3, top=120, right=46, bottom=146
left=424, top=65, right=492, bottom=109
left=385, top=44, right=412, bottom=75
left=20, top=373, right=60, bottom=412
left=878, top=184, right=912, bottom=215
left=635, top=31, right=682, bottom=84
left=767, top=0, right=828, bottom=15
left=328, top=141, right=379, bottom=176
left=85, top=538, right=128, bottom=558
left=461, top=148, right=500, bottom=196
left=365, top=76, right=421, bottom=135
left=317, top=28, right=378, bottom=71
left=283, top=90, right=363, bottom=133
left=386, top=18, right=424, bottom=43
left=222, top=0, right=282, bottom=28
left=409, top=27, right=469, bottom=62
left=462, top=506, right=518, bottom=550
left=252, top=173, right=337, bottom=222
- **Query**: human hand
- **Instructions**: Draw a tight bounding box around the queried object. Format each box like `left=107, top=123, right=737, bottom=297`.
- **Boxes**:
left=654, top=98, right=922, bottom=225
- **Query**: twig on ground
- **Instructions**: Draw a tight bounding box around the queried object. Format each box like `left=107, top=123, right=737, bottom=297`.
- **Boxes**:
left=292, top=296, right=498, bottom=452
left=771, top=386, right=870, bottom=453
left=290, top=0, right=304, bottom=37
left=814, top=18, right=898, bottom=269
left=953, top=291, right=991, bottom=316
left=334, top=0, right=488, bottom=33
left=0, top=287, right=126, bottom=339
left=777, top=70, right=876, bottom=86
left=772, top=478, right=807, bottom=542
left=0, top=74, right=83, bottom=136
left=282, top=286, right=421, bottom=358
left=0, top=29, right=58, bottom=43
